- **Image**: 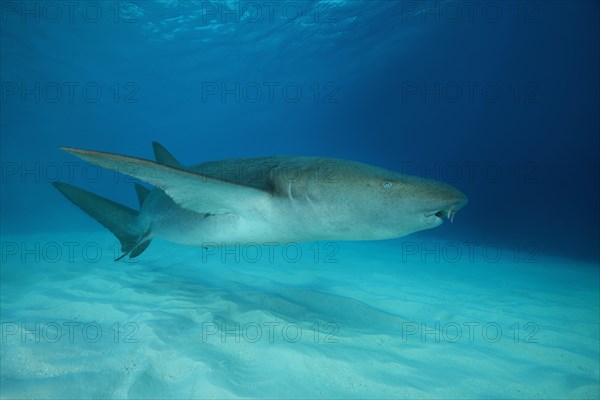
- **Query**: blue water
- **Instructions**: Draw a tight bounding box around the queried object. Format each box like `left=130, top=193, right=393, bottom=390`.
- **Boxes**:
left=1, top=1, right=599, bottom=399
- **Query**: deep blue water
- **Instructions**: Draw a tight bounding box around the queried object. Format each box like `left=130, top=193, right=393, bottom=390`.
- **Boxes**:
left=1, top=1, right=598, bottom=262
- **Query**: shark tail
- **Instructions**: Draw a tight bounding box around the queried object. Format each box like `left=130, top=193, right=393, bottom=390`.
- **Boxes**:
left=52, top=182, right=152, bottom=261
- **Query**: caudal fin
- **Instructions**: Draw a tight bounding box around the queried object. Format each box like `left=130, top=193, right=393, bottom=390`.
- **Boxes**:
left=52, top=182, right=152, bottom=260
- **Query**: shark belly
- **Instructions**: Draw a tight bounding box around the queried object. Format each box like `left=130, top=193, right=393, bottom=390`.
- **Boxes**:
left=144, top=191, right=339, bottom=245
left=142, top=189, right=295, bottom=245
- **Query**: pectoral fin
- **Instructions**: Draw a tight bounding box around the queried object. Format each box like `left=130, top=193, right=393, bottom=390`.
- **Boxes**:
left=60, top=147, right=268, bottom=215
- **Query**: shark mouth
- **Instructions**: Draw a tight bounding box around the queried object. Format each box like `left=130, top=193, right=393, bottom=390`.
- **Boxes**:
left=424, top=209, right=458, bottom=223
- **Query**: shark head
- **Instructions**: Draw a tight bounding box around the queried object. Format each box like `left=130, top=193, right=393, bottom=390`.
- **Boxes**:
left=297, top=160, right=469, bottom=240
left=363, top=172, right=468, bottom=238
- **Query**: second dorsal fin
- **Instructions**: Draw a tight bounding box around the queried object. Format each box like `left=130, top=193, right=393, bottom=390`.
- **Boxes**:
left=134, top=183, right=151, bottom=207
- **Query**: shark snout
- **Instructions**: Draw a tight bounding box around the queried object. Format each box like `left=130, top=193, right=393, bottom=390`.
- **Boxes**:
left=421, top=184, right=468, bottom=225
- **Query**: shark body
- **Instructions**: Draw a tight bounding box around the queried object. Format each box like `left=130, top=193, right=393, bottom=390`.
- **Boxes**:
left=53, top=143, right=468, bottom=260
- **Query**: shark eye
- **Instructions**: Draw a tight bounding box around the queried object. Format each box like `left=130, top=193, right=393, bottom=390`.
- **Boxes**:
left=383, top=182, right=392, bottom=189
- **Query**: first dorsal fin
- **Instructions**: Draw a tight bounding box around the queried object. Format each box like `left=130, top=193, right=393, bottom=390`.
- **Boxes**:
left=152, top=141, right=181, bottom=168
left=134, top=183, right=151, bottom=207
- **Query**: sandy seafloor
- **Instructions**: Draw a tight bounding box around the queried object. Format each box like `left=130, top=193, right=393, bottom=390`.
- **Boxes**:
left=1, top=231, right=598, bottom=399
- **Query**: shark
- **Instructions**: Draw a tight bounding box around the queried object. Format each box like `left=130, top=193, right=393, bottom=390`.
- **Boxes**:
left=53, top=142, right=468, bottom=260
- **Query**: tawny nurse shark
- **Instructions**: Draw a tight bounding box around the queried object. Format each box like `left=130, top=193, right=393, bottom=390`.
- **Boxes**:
left=53, top=143, right=468, bottom=260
